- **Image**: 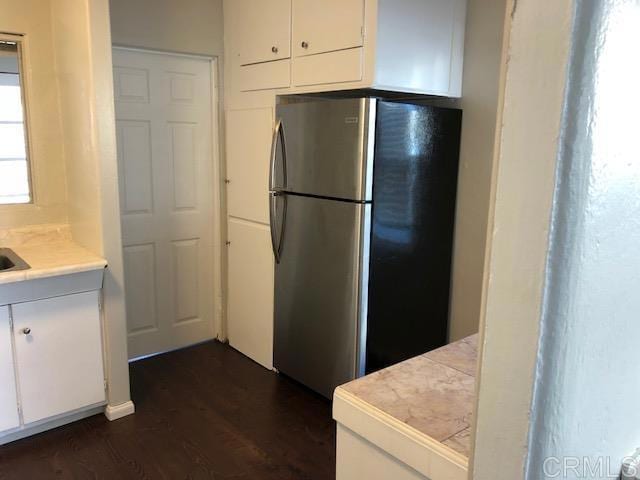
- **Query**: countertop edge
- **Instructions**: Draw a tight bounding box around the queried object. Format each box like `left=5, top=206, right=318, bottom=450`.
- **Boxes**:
left=0, top=260, right=108, bottom=286
left=333, top=387, right=469, bottom=480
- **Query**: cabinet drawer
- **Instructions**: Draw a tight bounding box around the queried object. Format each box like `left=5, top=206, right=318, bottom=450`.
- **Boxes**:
left=239, top=59, right=291, bottom=92
left=12, top=291, right=106, bottom=424
left=292, top=48, right=363, bottom=87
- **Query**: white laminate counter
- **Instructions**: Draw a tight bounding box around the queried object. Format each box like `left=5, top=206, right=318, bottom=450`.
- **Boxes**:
left=0, top=224, right=106, bottom=291
left=333, top=335, right=478, bottom=480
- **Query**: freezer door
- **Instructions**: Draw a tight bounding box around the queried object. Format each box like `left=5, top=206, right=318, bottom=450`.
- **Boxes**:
left=274, top=194, right=370, bottom=398
left=276, top=98, right=375, bottom=201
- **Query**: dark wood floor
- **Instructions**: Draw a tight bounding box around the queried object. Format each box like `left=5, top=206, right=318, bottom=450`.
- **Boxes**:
left=0, top=341, right=336, bottom=479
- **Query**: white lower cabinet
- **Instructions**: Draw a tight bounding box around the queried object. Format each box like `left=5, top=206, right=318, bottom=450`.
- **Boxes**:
left=0, top=289, right=106, bottom=438
left=227, top=218, right=274, bottom=369
left=0, top=306, right=20, bottom=433
left=12, top=291, right=106, bottom=425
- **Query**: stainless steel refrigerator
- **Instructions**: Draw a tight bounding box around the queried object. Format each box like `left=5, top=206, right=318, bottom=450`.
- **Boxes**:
left=270, top=97, right=461, bottom=398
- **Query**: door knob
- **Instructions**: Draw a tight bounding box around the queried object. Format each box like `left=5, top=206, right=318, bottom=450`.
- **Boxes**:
left=272, top=46, right=279, bottom=53
left=301, top=41, right=309, bottom=49
left=22, top=327, right=31, bottom=335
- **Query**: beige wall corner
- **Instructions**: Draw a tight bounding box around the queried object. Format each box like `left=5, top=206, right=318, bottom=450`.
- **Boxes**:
left=51, top=0, right=133, bottom=408
left=448, top=0, right=508, bottom=342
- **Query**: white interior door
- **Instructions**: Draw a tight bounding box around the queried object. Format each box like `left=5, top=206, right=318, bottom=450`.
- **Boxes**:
left=113, top=48, right=217, bottom=359
left=0, top=306, right=19, bottom=432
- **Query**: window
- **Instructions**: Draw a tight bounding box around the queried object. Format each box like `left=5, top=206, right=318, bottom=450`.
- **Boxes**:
left=0, top=39, right=31, bottom=204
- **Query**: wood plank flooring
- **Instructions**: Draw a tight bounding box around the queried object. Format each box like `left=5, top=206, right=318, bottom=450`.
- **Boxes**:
left=0, top=341, right=336, bottom=479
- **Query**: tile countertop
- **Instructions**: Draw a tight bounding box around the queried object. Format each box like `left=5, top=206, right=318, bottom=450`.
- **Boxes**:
left=0, top=224, right=107, bottom=285
left=333, top=335, right=478, bottom=479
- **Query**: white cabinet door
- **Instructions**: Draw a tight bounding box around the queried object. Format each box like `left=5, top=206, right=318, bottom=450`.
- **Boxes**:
left=292, top=0, right=364, bottom=57
left=12, top=292, right=106, bottom=425
left=228, top=0, right=291, bottom=65
left=227, top=218, right=274, bottom=369
left=0, top=306, right=19, bottom=432
left=226, top=108, right=273, bottom=224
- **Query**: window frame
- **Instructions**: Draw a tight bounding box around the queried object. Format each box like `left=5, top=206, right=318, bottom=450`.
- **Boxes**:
left=0, top=32, right=34, bottom=206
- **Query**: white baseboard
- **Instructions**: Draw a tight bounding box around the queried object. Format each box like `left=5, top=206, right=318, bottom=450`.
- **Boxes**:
left=0, top=405, right=104, bottom=445
left=104, top=401, right=135, bottom=421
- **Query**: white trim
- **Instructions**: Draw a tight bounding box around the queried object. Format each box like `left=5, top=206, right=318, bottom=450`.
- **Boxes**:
left=0, top=405, right=104, bottom=445
left=104, top=400, right=135, bottom=421
left=209, top=57, right=225, bottom=342
left=112, top=45, right=214, bottom=61
left=333, top=388, right=468, bottom=480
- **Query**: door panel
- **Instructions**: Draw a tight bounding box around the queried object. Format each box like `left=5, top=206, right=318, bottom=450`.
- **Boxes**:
left=227, top=0, right=291, bottom=65
left=292, top=0, right=364, bottom=57
left=227, top=218, right=274, bottom=369
left=12, top=292, right=105, bottom=425
left=277, top=98, right=373, bottom=200
left=113, top=48, right=216, bottom=359
left=0, top=306, right=19, bottom=432
left=274, top=194, right=369, bottom=398
left=226, top=108, right=273, bottom=223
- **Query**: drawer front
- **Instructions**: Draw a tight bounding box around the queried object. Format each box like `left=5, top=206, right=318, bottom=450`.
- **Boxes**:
left=292, top=48, right=363, bottom=87
left=12, top=291, right=106, bottom=424
left=239, top=59, right=291, bottom=92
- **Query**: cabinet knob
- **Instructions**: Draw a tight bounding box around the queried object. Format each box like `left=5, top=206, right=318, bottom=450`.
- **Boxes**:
left=271, top=46, right=279, bottom=54
left=301, top=41, right=309, bottom=49
left=22, top=327, right=31, bottom=335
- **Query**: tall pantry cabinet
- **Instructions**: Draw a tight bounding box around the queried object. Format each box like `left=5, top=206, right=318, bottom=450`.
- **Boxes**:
left=223, top=0, right=467, bottom=369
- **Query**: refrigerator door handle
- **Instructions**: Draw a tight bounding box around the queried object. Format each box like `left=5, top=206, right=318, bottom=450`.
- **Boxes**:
left=269, top=119, right=287, bottom=193
left=269, top=191, right=287, bottom=264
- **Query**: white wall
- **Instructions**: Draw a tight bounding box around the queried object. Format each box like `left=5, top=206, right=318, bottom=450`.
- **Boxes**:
left=448, top=0, right=507, bottom=341
left=470, top=0, right=575, bottom=477
left=51, top=0, right=132, bottom=409
left=526, top=1, right=640, bottom=477
left=109, top=0, right=224, bottom=57
left=0, top=0, right=67, bottom=229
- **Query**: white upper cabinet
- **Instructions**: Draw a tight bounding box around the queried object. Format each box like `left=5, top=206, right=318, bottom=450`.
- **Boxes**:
left=225, top=0, right=467, bottom=98
left=229, top=0, right=292, bottom=66
left=292, top=0, right=365, bottom=57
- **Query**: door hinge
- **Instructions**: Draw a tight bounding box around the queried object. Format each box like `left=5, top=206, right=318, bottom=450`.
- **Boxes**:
left=104, top=379, right=108, bottom=392
left=361, top=26, right=365, bottom=38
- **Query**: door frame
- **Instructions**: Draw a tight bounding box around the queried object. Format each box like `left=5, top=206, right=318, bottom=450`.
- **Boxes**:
left=112, top=46, right=224, bottom=344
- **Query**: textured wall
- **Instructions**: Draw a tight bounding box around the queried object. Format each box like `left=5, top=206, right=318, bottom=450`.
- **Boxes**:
left=526, top=1, right=640, bottom=478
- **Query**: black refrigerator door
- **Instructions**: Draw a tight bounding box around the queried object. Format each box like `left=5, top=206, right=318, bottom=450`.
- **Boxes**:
left=365, top=100, right=462, bottom=374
